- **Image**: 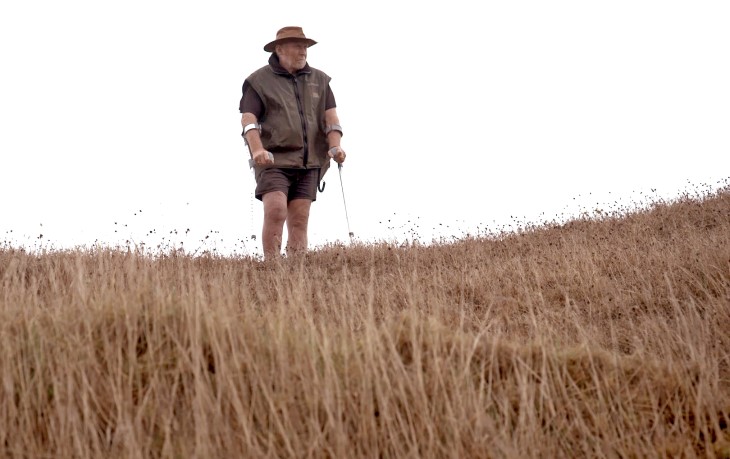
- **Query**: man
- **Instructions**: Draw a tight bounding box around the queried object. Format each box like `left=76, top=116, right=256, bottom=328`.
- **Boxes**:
left=239, top=26, right=346, bottom=260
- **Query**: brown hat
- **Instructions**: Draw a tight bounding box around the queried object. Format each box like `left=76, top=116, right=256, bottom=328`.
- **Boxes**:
left=263, top=26, right=317, bottom=52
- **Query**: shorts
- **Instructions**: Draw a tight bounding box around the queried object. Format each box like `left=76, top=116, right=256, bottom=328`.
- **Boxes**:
left=255, top=167, right=321, bottom=202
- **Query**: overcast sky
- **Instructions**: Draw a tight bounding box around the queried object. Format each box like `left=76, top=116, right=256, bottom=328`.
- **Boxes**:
left=1, top=1, right=728, bottom=257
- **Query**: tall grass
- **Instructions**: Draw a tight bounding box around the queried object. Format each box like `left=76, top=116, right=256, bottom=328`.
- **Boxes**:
left=1, top=187, right=729, bottom=458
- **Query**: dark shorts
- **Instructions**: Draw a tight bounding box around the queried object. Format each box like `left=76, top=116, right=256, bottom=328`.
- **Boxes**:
left=255, top=167, right=321, bottom=202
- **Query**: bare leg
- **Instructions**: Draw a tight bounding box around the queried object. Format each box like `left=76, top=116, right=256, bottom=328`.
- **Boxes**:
left=261, top=191, right=287, bottom=260
left=286, top=198, right=312, bottom=256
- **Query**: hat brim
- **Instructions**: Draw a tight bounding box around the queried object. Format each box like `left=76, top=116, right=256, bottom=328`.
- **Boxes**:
left=264, top=38, right=317, bottom=53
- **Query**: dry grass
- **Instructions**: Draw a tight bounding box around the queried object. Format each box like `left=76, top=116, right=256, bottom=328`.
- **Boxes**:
left=1, top=186, right=729, bottom=458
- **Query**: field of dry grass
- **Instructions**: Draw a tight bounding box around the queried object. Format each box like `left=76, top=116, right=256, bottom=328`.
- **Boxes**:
left=1, top=186, right=729, bottom=458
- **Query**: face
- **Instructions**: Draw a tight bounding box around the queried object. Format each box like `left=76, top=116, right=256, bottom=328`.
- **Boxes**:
left=276, top=41, right=308, bottom=73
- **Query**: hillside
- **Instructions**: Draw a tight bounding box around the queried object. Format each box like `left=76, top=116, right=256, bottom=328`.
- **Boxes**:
left=1, top=186, right=729, bottom=458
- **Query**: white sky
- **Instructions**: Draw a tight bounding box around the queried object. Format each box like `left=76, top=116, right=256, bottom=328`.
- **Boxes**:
left=1, top=1, right=728, bottom=257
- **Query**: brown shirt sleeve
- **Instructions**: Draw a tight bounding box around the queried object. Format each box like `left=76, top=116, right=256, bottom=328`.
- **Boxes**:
left=239, top=81, right=264, bottom=118
left=325, top=83, right=336, bottom=111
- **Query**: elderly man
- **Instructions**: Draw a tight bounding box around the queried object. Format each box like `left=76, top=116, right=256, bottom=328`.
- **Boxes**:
left=239, top=26, right=346, bottom=260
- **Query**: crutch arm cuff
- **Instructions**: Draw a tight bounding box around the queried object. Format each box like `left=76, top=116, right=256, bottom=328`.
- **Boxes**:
left=325, top=124, right=343, bottom=137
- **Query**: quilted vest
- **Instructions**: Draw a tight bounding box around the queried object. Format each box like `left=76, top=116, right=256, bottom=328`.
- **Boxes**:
left=246, top=65, right=331, bottom=177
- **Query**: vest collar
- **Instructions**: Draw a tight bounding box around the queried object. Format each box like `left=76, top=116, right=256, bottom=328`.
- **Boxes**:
left=268, top=53, right=311, bottom=77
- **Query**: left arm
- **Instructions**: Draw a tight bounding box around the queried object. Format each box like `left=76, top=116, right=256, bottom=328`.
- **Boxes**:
left=325, top=108, right=346, bottom=163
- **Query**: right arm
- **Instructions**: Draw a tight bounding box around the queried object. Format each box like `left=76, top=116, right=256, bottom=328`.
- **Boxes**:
left=240, top=82, right=274, bottom=166
left=241, top=113, right=273, bottom=166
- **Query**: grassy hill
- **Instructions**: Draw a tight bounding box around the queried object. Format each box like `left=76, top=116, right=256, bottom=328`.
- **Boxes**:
left=1, top=186, right=729, bottom=458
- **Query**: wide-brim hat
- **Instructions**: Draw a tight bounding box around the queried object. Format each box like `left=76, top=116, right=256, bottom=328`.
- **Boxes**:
left=264, top=26, right=317, bottom=52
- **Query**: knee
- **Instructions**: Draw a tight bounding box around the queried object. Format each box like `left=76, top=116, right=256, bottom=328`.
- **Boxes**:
left=264, top=202, right=287, bottom=225
left=287, top=208, right=310, bottom=230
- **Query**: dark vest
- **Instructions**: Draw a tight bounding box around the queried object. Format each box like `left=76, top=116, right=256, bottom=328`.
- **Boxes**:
left=247, top=65, right=331, bottom=177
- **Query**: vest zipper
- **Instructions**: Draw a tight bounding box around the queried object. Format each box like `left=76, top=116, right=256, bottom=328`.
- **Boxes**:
left=291, top=75, right=308, bottom=167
